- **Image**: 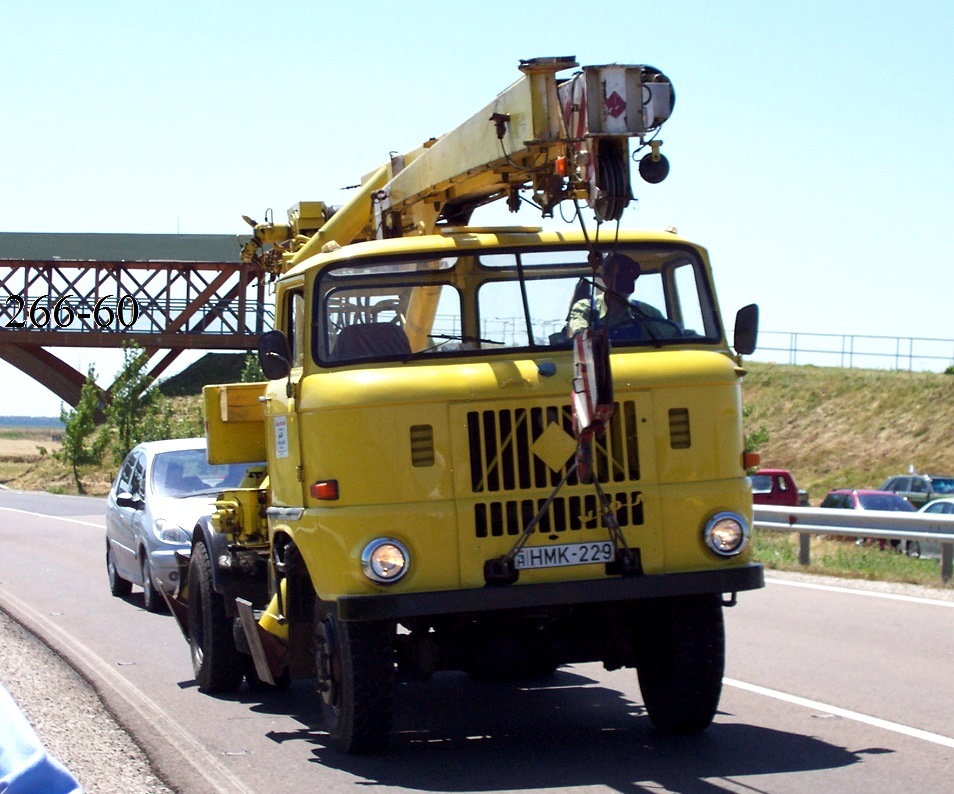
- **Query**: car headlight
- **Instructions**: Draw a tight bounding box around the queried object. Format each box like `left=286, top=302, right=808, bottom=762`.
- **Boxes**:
left=361, top=538, right=410, bottom=584
left=703, top=512, right=749, bottom=557
left=153, top=519, right=190, bottom=544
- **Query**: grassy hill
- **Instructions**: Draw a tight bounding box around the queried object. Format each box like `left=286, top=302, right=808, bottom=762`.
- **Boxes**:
left=742, top=363, right=954, bottom=503
left=2, top=360, right=952, bottom=501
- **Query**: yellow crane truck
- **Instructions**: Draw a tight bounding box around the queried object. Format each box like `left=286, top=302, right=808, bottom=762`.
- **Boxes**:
left=166, top=56, right=763, bottom=753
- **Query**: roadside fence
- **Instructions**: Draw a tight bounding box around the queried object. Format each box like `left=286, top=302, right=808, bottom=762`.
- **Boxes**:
left=744, top=331, right=954, bottom=372
left=753, top=505, right=954, bottom=583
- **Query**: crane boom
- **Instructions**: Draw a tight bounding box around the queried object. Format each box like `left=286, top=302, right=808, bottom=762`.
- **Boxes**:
left=244, top=56, right=674, bottom=273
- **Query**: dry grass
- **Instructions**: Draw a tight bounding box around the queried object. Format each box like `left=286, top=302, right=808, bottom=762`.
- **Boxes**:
left=742, top=362, right=954, bottom=502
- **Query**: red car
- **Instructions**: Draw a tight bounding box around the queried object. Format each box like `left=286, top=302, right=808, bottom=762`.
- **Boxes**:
left=819, top=488, right=916, bottom=551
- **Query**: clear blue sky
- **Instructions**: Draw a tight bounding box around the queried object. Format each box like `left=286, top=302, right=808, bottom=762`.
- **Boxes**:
left=2, top=1, right=952, bottom=416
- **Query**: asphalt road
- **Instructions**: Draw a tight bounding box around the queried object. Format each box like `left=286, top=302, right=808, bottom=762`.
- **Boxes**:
left=1, top=488, right=952, bottom=793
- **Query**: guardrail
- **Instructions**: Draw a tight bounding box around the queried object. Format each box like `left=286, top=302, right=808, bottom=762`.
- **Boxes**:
left=753, top=505, right=954, bottom=583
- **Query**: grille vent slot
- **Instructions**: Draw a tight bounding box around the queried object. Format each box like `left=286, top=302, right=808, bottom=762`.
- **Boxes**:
left=474, top=491, right=644, bottom=538
left=668, top=407, right=691, bottom=449
left=410, top=424, right=435, bottom=467
left=466, top=400, right=640, bottom=494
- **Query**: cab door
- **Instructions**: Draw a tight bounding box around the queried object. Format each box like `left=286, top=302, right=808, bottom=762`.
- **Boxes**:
left=262, top=285, right=306, bottom=507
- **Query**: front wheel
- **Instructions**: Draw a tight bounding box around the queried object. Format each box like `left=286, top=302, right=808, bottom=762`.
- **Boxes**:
left=187, top=543, right=244, bottom=693
left=315, top=602, right=395, bottom=753
left=140, top=556, right=165, bottom=613
left=637, top=594, right=725, bottom=734
left=107, top=543, right=132, bottom=597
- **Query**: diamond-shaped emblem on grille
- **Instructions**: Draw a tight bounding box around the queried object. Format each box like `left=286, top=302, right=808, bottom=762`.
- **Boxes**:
left=531, top=422, right=577, bottom=472
left=606, top=91, right=626, bottom=119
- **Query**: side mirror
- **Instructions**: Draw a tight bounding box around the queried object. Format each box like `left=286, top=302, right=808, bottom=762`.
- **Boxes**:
left=116, top=492, right=142, bottom=510
left=733, top=304, right=759, bottom=356
left=258, top=330, right=292, bottom=380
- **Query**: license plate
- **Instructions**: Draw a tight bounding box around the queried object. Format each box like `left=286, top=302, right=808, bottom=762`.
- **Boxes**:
left=514, top=540, right=615, bottom=570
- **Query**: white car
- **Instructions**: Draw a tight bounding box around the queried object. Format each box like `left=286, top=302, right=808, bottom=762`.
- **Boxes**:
left=914, top=497, right=954, bottom=559
left=104, top=437, right=260, bottom=611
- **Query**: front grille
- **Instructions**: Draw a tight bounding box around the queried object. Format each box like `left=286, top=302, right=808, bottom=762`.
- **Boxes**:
left=474, top=490, right=644, bottom=538
left=466, top=400, right=642, bottom=538
left=466, top=400, right=640, bottom=493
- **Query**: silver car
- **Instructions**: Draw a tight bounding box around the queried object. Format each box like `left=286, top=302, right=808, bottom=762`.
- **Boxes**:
left=105, top=437, right=258, bottom=612
left=914, top=497, right=954, bottom=559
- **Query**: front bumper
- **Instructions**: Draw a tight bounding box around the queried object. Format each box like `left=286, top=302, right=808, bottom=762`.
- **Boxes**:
left=335, top=562, right=764, bottom=621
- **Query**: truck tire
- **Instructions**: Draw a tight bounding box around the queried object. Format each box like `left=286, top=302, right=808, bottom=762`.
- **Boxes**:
left=188, top=542, right=244, bottom=693
left=315, top=604, right=394, bottom=753
left=636, top=593, right=725, bottom=734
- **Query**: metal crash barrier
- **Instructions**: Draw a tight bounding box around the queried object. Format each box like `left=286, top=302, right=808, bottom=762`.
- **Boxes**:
left=753, top=504, right=954, bottom=583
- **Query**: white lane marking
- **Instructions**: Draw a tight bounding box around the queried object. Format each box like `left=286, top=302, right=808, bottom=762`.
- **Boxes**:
left=724, top=678, right=954, bottom=749
left=0, top=506, right=104, bottom=529
left=765, top=576, right=954, bottom=608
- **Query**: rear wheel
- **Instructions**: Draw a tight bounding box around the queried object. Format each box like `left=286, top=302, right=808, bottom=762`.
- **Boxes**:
left=637, top=594, right=725, bottom=734
left=107, top=544, right=132, bottom=597
left=906, top=541, right=921, bottom=558
left=188, top=543, right=244, bottom=693
left=315, top=602, right=394, bottom=753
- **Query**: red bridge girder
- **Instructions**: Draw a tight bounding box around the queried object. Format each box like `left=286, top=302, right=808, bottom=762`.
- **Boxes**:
left=0, top=256, right=273, bottom=409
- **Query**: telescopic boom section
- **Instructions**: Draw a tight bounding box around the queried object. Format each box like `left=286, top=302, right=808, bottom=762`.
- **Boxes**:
left=243, top=56, right=674, bottom=273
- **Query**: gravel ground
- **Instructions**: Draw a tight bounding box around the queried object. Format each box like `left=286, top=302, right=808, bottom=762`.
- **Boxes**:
left=0, top=610, right=174, bottom=794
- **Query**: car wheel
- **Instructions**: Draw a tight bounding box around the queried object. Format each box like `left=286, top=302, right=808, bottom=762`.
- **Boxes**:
left=140, top=556, right=165, bottom=613
left=187, top=542, right=244, bottom=693
left=636, top=594, right=725, bottom=735
left=315, top=601, right=394, bottom=753
left=906, top=541, right=922, bottom=558
left=107, top=543, right=133, bottom=597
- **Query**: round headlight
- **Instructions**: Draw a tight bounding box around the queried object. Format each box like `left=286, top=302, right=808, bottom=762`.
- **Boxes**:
left=361, top=538, right=410, bottom=584
left=703, top=512, right=749, bottom=557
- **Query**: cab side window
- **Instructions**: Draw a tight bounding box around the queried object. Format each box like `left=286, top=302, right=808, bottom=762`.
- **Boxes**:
left=286, top=291, right=305, bottom=368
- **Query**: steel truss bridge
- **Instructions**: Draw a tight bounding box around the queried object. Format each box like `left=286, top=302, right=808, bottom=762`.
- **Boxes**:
left=0, top=233, right=272, bottom=409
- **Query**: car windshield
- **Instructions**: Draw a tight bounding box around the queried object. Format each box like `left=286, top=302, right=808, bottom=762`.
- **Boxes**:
left=151, top=449, right=259, bottom=498
left=857, top=493, right=915, bottom=511
left=313, top=243, right=721, bottom=364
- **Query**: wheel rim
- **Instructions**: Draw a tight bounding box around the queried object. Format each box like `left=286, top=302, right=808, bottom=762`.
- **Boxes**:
left=141, top=559, right=153, bottom=601
left=190, top=584, right=205, bottom=672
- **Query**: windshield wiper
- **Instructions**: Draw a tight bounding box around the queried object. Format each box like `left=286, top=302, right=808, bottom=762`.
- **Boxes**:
left=402, top=333, right=504, bottom=361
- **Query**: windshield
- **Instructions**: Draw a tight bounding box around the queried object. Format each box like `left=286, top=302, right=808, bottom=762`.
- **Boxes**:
left=313, top=244, right=721, bottom=364
left=929, top=477, right=954, bottom=495
left=151, top=449, right=260, bottom=498
left=857, top=493, right=916, bottom=511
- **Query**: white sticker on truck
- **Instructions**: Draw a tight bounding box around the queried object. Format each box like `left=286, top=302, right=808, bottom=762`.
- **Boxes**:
left=274, top=415, right=289, bottom=460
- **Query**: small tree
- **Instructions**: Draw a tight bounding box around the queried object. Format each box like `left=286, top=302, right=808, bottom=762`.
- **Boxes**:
left=102, top=342, right=173, bottom=464
left=55, top=366, right=106, bottom=493
left=240, top=352, right=265, bottom=382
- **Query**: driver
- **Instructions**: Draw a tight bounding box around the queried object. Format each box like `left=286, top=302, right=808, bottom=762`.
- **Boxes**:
left=567, top=253, right=671, bottom=338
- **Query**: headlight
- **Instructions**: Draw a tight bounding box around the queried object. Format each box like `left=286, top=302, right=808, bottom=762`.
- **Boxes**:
left=153, top=519, right=190, bottom=544
left=703, top=512, right=749, bottom=557
left=361, top=538, right=410, bottom=584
